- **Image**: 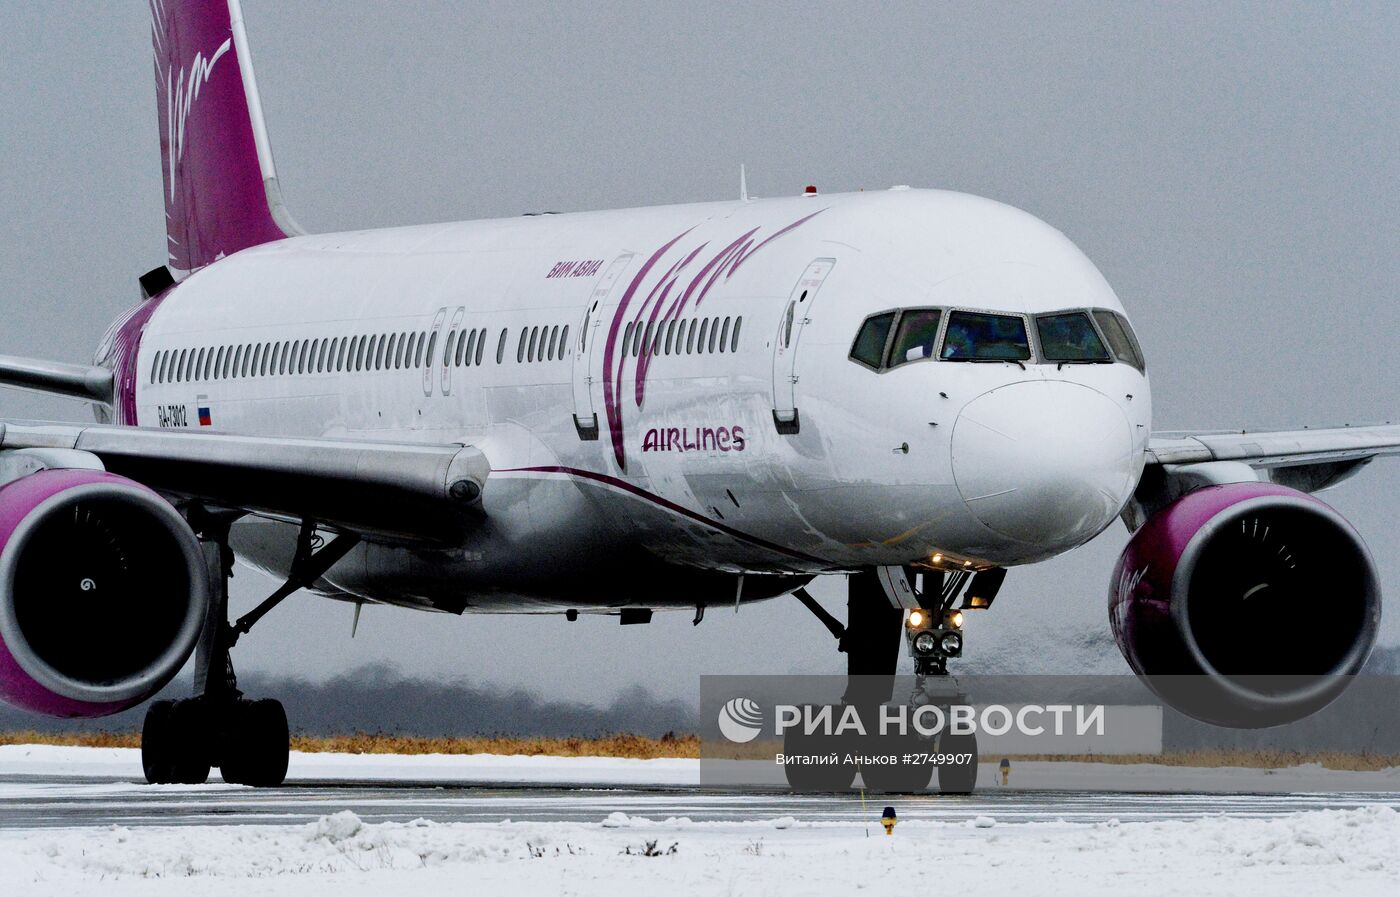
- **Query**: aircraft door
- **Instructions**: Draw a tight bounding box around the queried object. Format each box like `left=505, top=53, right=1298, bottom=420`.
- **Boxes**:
left=572, top=253, right=634, bottom=440
left=771, top=258, right=835, bottom=434
left=423, top=307, right=447, bottom=396
left=440, top=306, right=465, bottom=396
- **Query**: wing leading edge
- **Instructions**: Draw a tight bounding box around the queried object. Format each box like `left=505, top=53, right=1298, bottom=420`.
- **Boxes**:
left=0, top=420, right=487, bottom=544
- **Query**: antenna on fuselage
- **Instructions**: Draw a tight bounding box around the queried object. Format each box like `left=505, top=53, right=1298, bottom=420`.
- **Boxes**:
left=740, top=164, right=749, bottom=203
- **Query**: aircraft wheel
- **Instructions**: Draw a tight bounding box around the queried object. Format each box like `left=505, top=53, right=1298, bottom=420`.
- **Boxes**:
left=936, top=732, right=979, bottom=794
left=141, top=700, right=177, bottom=784
left=222, top=699, right=289, bottom=787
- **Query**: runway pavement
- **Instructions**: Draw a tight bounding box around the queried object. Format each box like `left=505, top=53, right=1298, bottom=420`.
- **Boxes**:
left=2, top=773, right=1397, bottom=830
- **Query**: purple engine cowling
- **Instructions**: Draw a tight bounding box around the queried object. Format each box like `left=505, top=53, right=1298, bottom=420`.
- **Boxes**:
left=0, top=469, right=208, bottom=718
left=1110, top=482, right=1380, bottom=727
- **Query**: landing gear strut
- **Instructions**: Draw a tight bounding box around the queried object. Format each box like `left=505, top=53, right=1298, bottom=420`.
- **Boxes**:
left=141, top=515, right=358, bottom=787
left=789, top=567, right=1000, bottom=794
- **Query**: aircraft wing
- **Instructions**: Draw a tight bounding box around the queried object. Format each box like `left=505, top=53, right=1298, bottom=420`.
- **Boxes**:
left=0, top=419, right=488, bottom=544
left=1146, top=423, right=1400, bottom=493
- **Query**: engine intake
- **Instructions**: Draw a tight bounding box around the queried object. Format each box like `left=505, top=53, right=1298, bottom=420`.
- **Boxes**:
left=1110, top=482, right=1380, bottom=727
left=0, top=469, right=208, bottom=718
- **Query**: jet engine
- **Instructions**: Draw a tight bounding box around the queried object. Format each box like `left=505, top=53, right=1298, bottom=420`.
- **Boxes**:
left=1110, top=482, right=1379, bottom=727
left=0, top=469, right=208, bottom=718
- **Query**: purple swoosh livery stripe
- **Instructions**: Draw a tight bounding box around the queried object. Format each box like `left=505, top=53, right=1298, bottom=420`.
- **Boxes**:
left=501, top=465, right=827, bottom=565
left=601, top=210, right=824, bottom=470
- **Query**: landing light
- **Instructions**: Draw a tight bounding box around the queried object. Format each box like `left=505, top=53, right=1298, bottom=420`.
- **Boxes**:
left=912, top=631, right=938, bottom=655
left=940, top=632, right=963, bottom=654
left=946, top=610, right=964, bottom=629
left=907, top=609, right=926, bottom=628
left=931, top=553, right=943, bottom=564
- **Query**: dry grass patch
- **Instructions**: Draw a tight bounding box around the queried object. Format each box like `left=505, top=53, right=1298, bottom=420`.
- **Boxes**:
left=0, top=731, right=699, bottom=759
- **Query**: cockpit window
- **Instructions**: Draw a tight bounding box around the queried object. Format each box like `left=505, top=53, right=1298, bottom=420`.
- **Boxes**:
left=1091, top=310, right=1146, bottom=373
left=1036, top=312, right=1111, bottom=362
left=941, top=311, right=1031, bottom=361
left=850, top=311, right=895, bottom=369
left=887, top=309, right=943, bottom=368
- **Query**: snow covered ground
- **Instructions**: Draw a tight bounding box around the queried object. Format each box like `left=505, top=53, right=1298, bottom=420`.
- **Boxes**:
left=3, top=806, right=1400, bottom=896
left=2, top=746, right=1400, bottom=895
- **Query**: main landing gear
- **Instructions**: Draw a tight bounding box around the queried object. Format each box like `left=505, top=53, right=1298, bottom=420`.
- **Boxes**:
left=788, top=566, right=1005, bottom=795
left=142, top=516, right=359, bottom=786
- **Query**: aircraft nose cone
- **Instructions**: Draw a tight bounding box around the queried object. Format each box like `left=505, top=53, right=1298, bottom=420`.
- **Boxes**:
left=952, top=381, right=1136, bottom=546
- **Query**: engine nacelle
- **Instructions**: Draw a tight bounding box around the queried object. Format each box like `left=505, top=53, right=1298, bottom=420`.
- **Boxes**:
left=1110, top=482, right=1380, bottom=727
left=0, top=469, right=208, bottom=718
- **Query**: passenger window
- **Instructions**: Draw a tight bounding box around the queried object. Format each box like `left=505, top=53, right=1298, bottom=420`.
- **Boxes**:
left=1091, top=310, right=1146, bottom=373
left=233, top=345, right=244, bottom=377
left=548, top=325, right=559, bottom=360
left=497, top=329, right=508, bottom=364
left=781, top=300, right=797, bottom=348
left=460, top=329, right=473, bottom=366
left=387, top=333, right=400, bottom=368
left=849, top=312, right=895, bottom=369
left=698, top=319, right=710, bottom=353
left=622, top=322, right=634, bottom=357
left=888, top=309, right=943, bottom=368
left=444, top=331, right=457, bottom=367
left=709, top=318, right=721, bottom=353
left=518, top=328, right=528, bottom=363
left=941, top=311, right=1031, bottom=361
left=192, top=348, right=205, bottom=381
left=1036, top=312, right=1110, bottom=363
left=686, top=319, right=697, bottom=354
left=528, top=326, right=539, bottom=362
left=215, top=346, right=228, bottom=379
left=719, top=317, right=731, bottom=353
left=172, top=350, right=184, bottom=383
left=476, top=328, right=486, bottom=366
left=424, top=331, right=437, bottom=367
left=731, top=316, right=742, bottom=352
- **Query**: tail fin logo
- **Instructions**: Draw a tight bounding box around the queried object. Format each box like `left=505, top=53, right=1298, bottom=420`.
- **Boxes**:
left=162, top=37, right=233, bottom=203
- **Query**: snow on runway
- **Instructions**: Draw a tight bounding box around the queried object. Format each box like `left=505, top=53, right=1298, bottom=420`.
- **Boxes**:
left=2, top=746, right=1400, bottom=895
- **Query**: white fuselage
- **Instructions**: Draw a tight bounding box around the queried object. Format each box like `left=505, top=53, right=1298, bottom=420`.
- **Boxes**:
left=123, top=188, right=1151, bottom=612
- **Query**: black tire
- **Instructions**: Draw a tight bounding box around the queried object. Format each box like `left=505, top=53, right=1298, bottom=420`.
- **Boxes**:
left=936, top=732, right=979, bottom=794
left=782, top=716, right=856, bottom=792
left=168, top=699, right=212, bottom=785
left=223, top=699, right=289, bottom=787
left=859, top=731, right=934, bottom=793
left=141, top=700, right=176, bottom=784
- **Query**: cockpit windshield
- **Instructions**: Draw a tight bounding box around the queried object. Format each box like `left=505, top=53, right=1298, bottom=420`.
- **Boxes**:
left=887, top=309, right=942, bottom=367
left=1035, top=312, right=1110, bottom=363
left=1091, top=310, right=1146, bottom=372
left=848, top=305, right=1143, bottom=373
left=941, top=311, right=1031, bottom=361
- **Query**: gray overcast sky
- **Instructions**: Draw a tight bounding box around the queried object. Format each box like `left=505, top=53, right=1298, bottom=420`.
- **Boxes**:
left=1, top=2, right=1398, bottom=705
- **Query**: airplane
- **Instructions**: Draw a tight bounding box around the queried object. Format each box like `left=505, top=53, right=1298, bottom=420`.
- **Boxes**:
left=0, top=0, right=1391, bottom=789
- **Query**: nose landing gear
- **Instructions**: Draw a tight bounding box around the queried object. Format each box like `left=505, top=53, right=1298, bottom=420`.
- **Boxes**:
left=790, top=566, right=1002, bottom=794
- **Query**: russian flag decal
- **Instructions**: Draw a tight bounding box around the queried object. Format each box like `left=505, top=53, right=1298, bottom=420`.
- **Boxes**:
left=196, top=395, right=212, bottom=427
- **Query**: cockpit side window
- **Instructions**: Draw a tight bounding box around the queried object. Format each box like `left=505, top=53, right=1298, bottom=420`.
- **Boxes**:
left=1036, top=312, right=1111, bottom=363
left=1091, top=310, right=1146, bottom=373
left=887, top=309, right=943, bottom=368
left=849, top=311, right=896, bottom=369
left=941, top=311, right=1031, bottom=361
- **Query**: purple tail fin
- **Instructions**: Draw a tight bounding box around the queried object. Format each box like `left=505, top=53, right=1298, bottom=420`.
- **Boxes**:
left=151, top=0, right=299, bottom=272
